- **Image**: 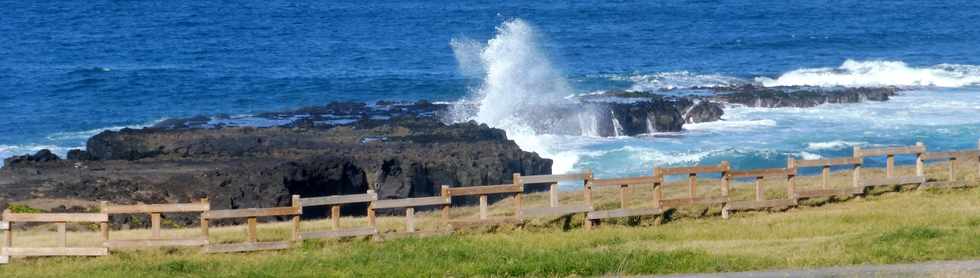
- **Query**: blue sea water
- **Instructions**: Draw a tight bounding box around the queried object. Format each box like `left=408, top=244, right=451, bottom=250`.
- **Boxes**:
left=3, top=1, right=980, bottom=179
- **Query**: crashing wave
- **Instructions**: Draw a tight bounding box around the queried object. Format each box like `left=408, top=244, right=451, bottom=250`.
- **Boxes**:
left=756, top=59, right=980, bottom=88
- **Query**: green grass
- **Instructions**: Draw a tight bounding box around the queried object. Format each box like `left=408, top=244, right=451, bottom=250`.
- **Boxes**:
left=3, top=162, right=980, bottom=277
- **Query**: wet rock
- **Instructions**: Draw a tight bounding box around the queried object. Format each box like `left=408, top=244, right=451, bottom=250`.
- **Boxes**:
left=681, top=100, right=725, bottom=123
left=3, top=149, right=61, bottom=166
left=712, top=85, right=897, bottom=108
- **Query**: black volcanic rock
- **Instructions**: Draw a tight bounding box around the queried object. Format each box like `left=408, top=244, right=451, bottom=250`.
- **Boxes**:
left=681, top=100, right=725, bottom=123
left=711, top=85, right=897, bottom=108
left=3, top=149, right=61, bottom=167
left=0, top=114, right=551, bottom=225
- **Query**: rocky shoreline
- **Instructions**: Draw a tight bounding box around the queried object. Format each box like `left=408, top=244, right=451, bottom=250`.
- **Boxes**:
left=0, top=85, right=898, bottom=225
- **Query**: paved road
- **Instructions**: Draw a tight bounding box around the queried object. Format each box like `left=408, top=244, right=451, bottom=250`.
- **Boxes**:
left=649, top=260, right=980, bottom=277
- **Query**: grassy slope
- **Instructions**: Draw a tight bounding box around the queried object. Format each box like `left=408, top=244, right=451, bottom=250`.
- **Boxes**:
left=2, top=162, right=980, bottom=277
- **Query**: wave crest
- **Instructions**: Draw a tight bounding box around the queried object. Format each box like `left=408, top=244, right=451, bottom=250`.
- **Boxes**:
left=757, top=59, right=980, bottom=88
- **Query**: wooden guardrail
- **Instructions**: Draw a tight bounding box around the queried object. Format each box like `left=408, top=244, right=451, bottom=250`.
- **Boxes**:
left=788, top=156, right=864, bottom=199
left=854, top=143, right=927, bottom=188
left=0, top=210, right=109, bottom=259
left=1, top=221, right=8, bottom=264
left=653, top=161, right=730, bottom=208
left=514, top=171, right=593, bottom=221
left=722, top=168, right=797, bottom=218
left=585, top=175, right=662, bottom=229
left=202, top=195, right=301, bottom=253
left=371, top=194, right=450, bottom=234
left=920, top=147, right=980, bottom=188
left=101, top=198, right=210, bottom=249
left=299, top=191, right=378, bottom=239
left=2, top=140, right=980, bottom=263
left=443, top=184, right=523, bottom=229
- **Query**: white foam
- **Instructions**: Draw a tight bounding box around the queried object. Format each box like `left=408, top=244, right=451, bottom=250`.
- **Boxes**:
left=46, top=121, right=159, bottom=141
left=758, top=59, right=980, bottom=88
left=449, top=19, right=586, bottom=173
left=799, top=151, right=823, bottom=160
left=806, top=140, right=864, bottom=151
left=683, top=119, right=778, bottom=131
left=606, top=71, right=744, bottom=92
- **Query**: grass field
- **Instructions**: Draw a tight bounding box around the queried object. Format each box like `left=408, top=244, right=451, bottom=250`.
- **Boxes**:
left=2, top=161, right=980, bottom=277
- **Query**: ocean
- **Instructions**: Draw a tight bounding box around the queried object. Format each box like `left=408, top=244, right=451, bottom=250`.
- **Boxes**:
left=3, top=1, right=980, bottom=179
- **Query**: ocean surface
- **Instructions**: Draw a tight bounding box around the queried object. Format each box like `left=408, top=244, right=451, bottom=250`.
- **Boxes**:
left=3, top=1, right=980, bottom=180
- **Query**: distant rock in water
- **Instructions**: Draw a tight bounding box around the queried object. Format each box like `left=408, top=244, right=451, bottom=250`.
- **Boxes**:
left=680, top=100, right=725, bottom=124
left=576, top=85, right=899, bottom=136
left=710, top=85, right=898, bottom=108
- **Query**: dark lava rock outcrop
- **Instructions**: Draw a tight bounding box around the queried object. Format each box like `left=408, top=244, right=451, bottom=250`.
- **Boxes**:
left=0, top=109, right=551, bottom=225
left=711, top=85, right=897, bottom=108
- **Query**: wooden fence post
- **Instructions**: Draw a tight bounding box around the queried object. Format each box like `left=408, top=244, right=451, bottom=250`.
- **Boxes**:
left=583, top=170, right=595, bottom=230
left=786, top=158, right=797, bottom=199
left=549, top=183, right=559, bottom=208
left=405, top=208, right=415, bottom=233
left=886, top=154, right=895, bottom=178
left=479, top=195, right=488, bottom=220
left=57, top=222, right=67, bottom=247
left=916, top=142, right=925, bottom=177
left=246, top=217, right=257, bottom=243
left=688, top=173, right=697, bottom=199
left=754, top=177, right=764, bottom=201
left=150, top=212, right=161, bottom=239
left=513, top=174, right=524, bottom=220
left=853, top=146, right=863, bottom=188
left=366, top=190, right=377, bottom=231
left=441, top=185, right=450, bottom=226
left=653, top=169, right=664, bottom=208
left=3, top=210, right=11, bottom=248
left=292, top=195, right=301, bottom=241
left=619, top=184, right=628, bottom=208
left=99, top=201, right=109, bottom=241
left=720, top=161, right=731, bottom=198
left=949, top=157, right=957, bottom=181
left=200, top=197, right=209, bottom=239
left=821, top=166, right=830, bottom=188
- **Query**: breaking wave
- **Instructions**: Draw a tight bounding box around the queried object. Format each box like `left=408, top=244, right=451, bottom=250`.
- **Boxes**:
left=806, top=140, right=865, bottom=151
left=757, top=59, right=980, bottom=88
left=448, top=19, right=587, bottom=173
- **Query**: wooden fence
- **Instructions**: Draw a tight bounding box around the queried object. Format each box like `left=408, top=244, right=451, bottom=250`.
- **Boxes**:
left=202, top=195, right=301, bottom=253
left=585, top=175, right=662, bottom=228
left=101, top=198, right=210, bottom=249
left=722, top=167, right=797, bottom=218
left=1, top=140, right=980, bottom=264
left=654, top=162, right=730, bottom=208
left=1, top=221, right=8, bottom=264
left=371, top=194, right=450, bottom=235
left=443, top=184, right=523, bottom=229
left=299, top=190, right=378, bottom=239
left=514, top=172, right=593, bottom=221
left=1, top=210, right=109, bottom=260
left=788, top=157, right=863, bottom=199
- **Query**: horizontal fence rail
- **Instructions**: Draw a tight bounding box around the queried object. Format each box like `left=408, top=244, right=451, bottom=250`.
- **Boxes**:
left=514, top=172, right=593, bottom=225
left=299, top=191, right=378, bottom=240
left=654, top=161, right=731, bottom=209
left=1, top=210, right=109, bottom=260
left=102, top=198, right=210, bottom=249
left=2, top=140, right=980, bottom=263
left=722, top=167, right=797, bottom=218
left=585, top=175, right=664, bottom=228
left=202, top=195, right=301, bottom=254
